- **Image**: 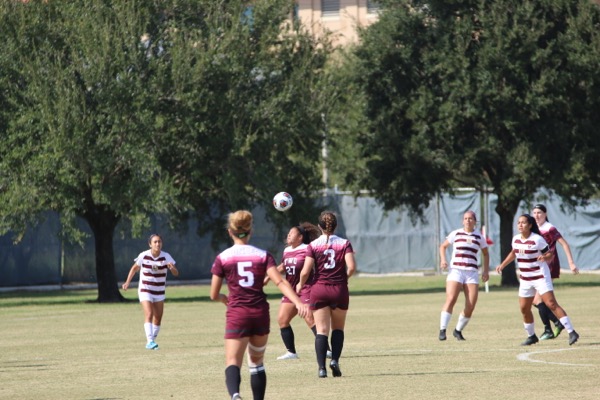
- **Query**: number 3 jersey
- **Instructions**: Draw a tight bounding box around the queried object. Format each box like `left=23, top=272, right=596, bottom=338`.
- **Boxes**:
left=211, top=244, right=277, bottom=308
left=306, top=234, right=355, bottom=284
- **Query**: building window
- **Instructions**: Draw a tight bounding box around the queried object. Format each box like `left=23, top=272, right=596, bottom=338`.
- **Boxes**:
left=321, top=0, right=340, bottom=17
left=367, top=0, right=380, bottom=14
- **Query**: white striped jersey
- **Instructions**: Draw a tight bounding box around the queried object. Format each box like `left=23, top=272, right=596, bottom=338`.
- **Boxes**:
left=511, top=233, right=549, bottom=281
left=134, top=250, right=176, bottom=296
left=446, top=229, right=488, bottom=270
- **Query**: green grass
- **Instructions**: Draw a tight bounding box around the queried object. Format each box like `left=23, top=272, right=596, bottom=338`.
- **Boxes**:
left=1, top=274, right=599, bottom=399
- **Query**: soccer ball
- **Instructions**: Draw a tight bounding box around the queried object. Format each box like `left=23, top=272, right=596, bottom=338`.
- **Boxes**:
left=272, top=192, right=293, bottom=212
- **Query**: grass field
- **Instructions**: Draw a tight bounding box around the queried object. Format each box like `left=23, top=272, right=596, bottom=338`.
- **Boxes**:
left=1, top=274, right=599, bottom=400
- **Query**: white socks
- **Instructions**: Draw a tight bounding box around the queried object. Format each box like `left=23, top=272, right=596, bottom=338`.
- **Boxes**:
left=144, top=322, right=153, bottom=342
left=440, top=311, right=452, bottom=330
left=524, top=323, right=535, bottom=337
left=144, top=323, right=161, bottom=342
left=152, top=324, right=161, bottom=340
left=441, top=311, right=470, bottom=331
left=456, top=314, right=470, bottom=331
left=559, top=316, right=574, bottom=333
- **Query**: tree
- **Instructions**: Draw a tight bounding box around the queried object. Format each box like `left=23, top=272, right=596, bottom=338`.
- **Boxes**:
left=149, top=0, right=333, bottom=245
left=0, top=0, right=332, bottom=300
left=339, top=0, right=600, bottom=285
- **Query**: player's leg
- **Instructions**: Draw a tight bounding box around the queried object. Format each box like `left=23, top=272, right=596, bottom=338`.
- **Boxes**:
left=548, top=269, right=565, bottom=335
left=533, top=291, right=554, bottom=340
left=440, top=275, right=462, bottom=340
left=546, top=304, right=564, bottom=337
left=302, top=309, right=332, bottom=358
left=329, top=307, right=347, bottom=377
left=225, top=338, right=249, bottom=400
left=248, top=335, right=269, bottom=400
left=140, top=300, right=157, bottom=349
left=519, top=296, right=535, bottom=323
left=150, top=300, right=164, bottom=343
left=454, top=282, right=478, bottom=340
left=313, top=307, right=331, bottom=377
left=325, top=284, right=348, bottom=377
left=519, top=295, right=538, bottom=345
left=303, top=308, right=315, bottom=329
left=277, top=302, right=298, bottom=359
left=302, top=286, right=332, bottom=358
left=540, top=291, right=579, bottom=345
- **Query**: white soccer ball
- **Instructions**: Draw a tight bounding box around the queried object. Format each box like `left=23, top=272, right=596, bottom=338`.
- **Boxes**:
left=272, top=192, right=293, bottom=212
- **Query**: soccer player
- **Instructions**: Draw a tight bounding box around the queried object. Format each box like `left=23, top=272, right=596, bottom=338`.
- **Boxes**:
left=298, top=211, right=356, bottom=378
left=495, top=214, right=579, bottom=346
left=271, top=223, right=332, bottom=360
left=121, top=233, right=179, bottom=350
left=438, top=211, right=490, bottom=341
left=210, top=210, right=309, bottom=400
left=532, top=204, right=579, bottom=340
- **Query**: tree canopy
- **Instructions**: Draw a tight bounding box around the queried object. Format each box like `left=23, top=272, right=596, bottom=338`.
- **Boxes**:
left=338, top=0, right=600, bottom=284
left=0, top=0, right=332, bottom=300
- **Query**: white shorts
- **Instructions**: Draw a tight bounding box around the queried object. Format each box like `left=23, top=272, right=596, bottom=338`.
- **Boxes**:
left=138, top=290, right=165, bottom=303
left=446, top=268, right=479, bottom=285
left=519, top=273, right=554, bottom=298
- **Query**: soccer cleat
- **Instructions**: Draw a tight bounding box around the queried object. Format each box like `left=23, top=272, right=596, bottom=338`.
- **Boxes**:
left=439, top=329, right=447, bottom=341
left=277, top=351, right=299, bottom=360
left=145, top=340, right=159, bottom=350
left=326, top=350, right=333, bottom=359
left=232, top=394, right=242, bottom=400
left=521, top=334, right=539, bottom=346
left=553, top=322, right=564, bottom=338
left=329, top=360, right=342, bottom=377
left=453, top=329, right=465, bottom=341
left=318, top=368, right=327, bottom=378
left=539, top=329, right=555, bottom=341
left=568, top=330, right=579, bottom=345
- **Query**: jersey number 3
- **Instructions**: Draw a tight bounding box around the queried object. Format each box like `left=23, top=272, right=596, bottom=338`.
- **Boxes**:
left=324, top=249, right=336, bottom=269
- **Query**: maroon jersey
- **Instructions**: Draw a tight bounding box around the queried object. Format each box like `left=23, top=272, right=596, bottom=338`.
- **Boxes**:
left=307, top=234, right=354, bottom=284
left=538, top=221, right=563, bottom=278
left=211, top=244, right=277, bottom=309
left=281, top=243, right=315, bottom=287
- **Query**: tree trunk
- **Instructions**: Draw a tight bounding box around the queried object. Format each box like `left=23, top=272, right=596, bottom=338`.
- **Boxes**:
left=495, top=200, right=519, bottom=287
left=83, top=206, right=124, bottom=302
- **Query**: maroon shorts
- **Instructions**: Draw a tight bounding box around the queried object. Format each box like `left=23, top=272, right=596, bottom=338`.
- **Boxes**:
left=309, top=283, right=349, bottom=311
left=225, top=305, right=270, bottom=339
left=281, top=284, right=311, bottom=305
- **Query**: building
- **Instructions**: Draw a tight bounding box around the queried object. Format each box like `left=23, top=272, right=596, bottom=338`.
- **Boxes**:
left=297, top=0, right=380, bottom=46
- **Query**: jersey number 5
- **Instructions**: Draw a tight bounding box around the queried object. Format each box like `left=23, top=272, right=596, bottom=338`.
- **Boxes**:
left=237, top=261, right=255, bottom=287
